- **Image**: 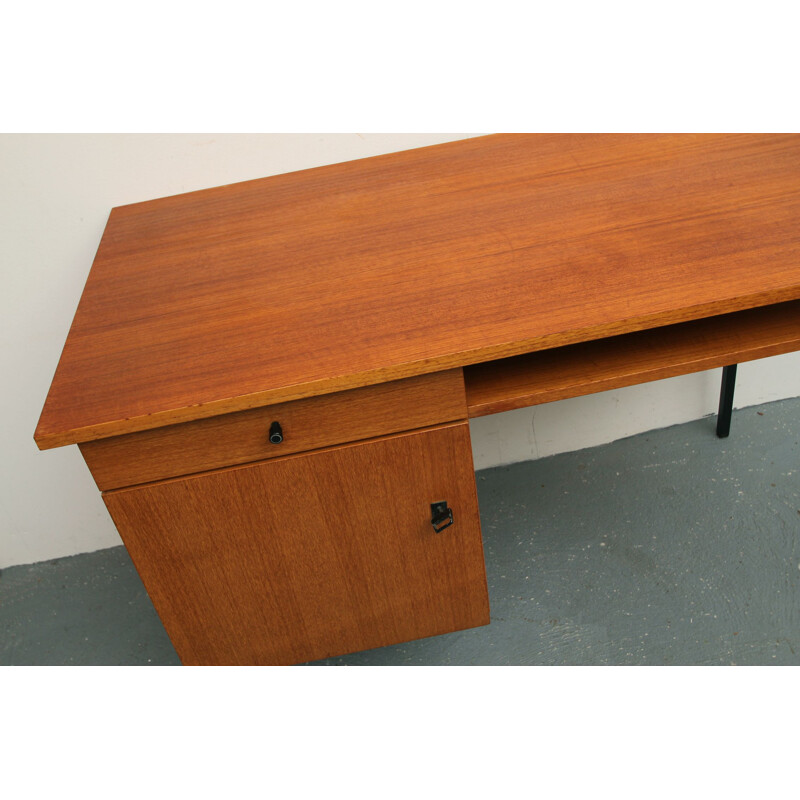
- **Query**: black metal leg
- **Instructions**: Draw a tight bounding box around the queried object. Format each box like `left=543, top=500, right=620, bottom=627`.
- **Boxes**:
left=716, top=364, right=738, bottom=438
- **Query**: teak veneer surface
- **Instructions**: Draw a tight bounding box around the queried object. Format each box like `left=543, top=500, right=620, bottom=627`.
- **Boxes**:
left=465, top=300, right=800, bottom=416
left=36, top=134, right=800, bottom=448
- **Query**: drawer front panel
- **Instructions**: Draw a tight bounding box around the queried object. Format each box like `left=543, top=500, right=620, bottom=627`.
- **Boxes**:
left=103, top=421, right=489, bottom=665
left=80, top=369, right=466, bottom=490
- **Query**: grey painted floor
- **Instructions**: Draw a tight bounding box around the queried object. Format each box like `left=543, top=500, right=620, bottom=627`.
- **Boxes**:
left=2, top=397, right=798, bottom=666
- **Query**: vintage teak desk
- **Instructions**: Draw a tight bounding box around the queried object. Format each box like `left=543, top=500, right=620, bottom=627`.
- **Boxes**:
left=35, top=134, right=800, bottom=665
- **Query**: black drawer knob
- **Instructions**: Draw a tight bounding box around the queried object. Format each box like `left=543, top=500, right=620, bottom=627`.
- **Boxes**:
left=269, top=421, right=283, bottom=444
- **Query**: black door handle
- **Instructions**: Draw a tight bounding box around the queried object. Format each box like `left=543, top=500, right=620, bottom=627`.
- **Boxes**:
left=430, top=501, right=454, bottom=532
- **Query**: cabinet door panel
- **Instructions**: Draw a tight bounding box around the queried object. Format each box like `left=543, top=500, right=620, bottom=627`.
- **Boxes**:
left=103, top=422, right=489, bottom=665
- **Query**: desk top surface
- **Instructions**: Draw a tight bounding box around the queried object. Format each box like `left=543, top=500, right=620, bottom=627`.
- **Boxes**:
left=36, top=133, right=800, bottom=449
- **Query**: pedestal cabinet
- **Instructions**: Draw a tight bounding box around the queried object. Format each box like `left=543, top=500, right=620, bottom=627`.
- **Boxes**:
left=103, top=422, right=489, bottom=665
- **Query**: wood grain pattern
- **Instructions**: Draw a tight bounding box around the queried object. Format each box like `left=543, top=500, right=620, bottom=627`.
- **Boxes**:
left=36, top=134, right=800, bottom=449
left=80, top=369, right=466, bottom=490
left=465, top=300, right=800, bottom=417
left=103, top=422, right=489, bottom=666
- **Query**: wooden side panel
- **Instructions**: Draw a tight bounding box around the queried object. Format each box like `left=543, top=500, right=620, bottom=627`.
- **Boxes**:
left=81, top=369, right=466, bottom=490
left=103, top=422, right=489, bottom=665
left=465, top=300, right=800, bottom=417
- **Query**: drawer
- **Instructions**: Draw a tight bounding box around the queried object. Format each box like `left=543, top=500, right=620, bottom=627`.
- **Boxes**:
left=80, top=369, right=466, bottom=490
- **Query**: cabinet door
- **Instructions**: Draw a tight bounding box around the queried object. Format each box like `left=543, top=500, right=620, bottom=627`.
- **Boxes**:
left=104, top=422, right=489, bottom=665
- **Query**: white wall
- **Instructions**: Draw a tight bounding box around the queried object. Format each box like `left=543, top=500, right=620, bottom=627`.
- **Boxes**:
left=2, top=134, right=799, bottom=569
